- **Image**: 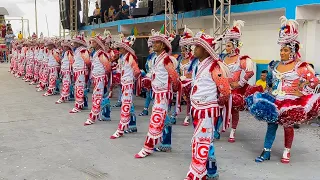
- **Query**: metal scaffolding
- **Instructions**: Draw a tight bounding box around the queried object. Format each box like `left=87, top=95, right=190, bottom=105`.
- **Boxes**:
left=69, top=0, right=78, bottom=36
left=164, top=0, right=178, bottom=35
left=83, top=0, right=89, bottom=26
left=213, top=0, right=231, bottom=54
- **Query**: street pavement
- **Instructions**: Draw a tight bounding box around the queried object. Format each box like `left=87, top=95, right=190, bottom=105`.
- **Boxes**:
left=0, top=63, right=319, bottom=180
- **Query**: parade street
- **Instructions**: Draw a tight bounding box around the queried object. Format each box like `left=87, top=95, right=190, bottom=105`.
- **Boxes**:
left=0, top=63, right=319, bottom=180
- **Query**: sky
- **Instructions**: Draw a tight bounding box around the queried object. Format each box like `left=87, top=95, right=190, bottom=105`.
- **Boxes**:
left=0, top=0, right=97, bottom=37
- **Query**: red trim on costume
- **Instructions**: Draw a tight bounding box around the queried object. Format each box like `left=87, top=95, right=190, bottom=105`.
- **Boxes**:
left=125, top=53, right=137, bottom=62
left=240, top=55, right=250, bottom=61
left=163, top=56, right=172, bottom=65
left=297, top=62, right=309, bottom=68
left=209, top=60, right=219, bottom=73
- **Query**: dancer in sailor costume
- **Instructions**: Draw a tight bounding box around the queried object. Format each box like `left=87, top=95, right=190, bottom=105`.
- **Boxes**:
left=55, top=39, right=74, bottom=104
left=102, top=30, right=118, bottom=99
left=69, top=34, right=91, bottom=113
left=30, top=39, right=41, bottom=85
left=215, top=20, right=263, bottom=142
left=246, top=16, right=320, bottom=164
left=84, top=34, right=111, bottom=126
left=24, top=39, right=36, bottom=83
left=174, top=26, right=194, bottom=126
left=9, top=40, right=18, bottom=74
left=99, top=30, right=114, bottom=121
left=37, top=38, right=50, bottom=92
left=43, top=38, right=61, bottom=96
left=134, top=30, right=181, bottom=158
left=34, top=39, right=45, bottom=87
left=17, top=40, right=28, bottom=79
left=139, top=41, right=156, bottom=116
left=110, top=34, right=140, bottom=138
left=9, top=40, right=16, bottom=73
left=180, top=30, right=231, bottom=180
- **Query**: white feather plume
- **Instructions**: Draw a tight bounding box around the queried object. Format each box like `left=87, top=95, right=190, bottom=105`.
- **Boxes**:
left=217, top=61, right=231, bottom=78
left=151, top=29, right=156, bottom=36
left=233, top=20, right=245, bottom=31
left=184, top=25, right=194, bottom=37
left=279, top=16, right=299, bottom=31
left=104, top=30, right=111, bottom=37
left=119, top=33, right=125, bottom=41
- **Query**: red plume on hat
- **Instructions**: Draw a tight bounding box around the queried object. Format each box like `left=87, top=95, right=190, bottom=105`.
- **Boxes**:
left=278, top=16, right=299, bottom=45
left=224, top=20, right=244, bottom=41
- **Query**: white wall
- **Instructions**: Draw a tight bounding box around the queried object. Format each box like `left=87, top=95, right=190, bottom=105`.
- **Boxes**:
left=178, top=10, right=285, bottom=61
left=296, top=5, right=320, bottom=72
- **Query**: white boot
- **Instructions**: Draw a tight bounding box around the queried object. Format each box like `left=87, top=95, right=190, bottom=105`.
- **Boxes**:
left=228, top=129, right=236, bottom=143
left=183, top=116, right=190, bottom=126
left=281, top=148, right=290, bottom=164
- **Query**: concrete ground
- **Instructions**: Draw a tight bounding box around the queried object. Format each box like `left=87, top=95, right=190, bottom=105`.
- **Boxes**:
left=0, top=63, right=319, bottom=180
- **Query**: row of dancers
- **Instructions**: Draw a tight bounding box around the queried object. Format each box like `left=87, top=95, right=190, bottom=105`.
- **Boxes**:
left=8, top=16, right=320, bottom=180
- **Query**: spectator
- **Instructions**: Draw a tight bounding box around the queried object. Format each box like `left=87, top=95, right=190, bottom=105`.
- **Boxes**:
left=18, top=31, right=23, bottom=40
left=104, top=5, right=116, bottom=22
left=88, top=2, right=101, bottom=25
left=129, top=0, right=137, bottom=8
left=32, top=32, right=37, bottom=39
left=0, top=24, right=6, bottom=38
left=256, top=70, right=268, bottom=90
left=114, top=1, right=130, bottom=20
left=309, top=63, right=319, bottom=76
left=129, top=0, right=137, bottom=15
left=5, top=30, right=15, bottom=52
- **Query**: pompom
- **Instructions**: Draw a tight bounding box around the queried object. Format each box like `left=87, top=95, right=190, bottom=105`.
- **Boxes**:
left=254, top=92, right=276, bottom=103
left=249, top=100, right=279, bottom=123
left=246, top=95, right=254, bottom=108
left=142, top=77, right=152, bottom=90
left=244, top=85, right=264, bottom=98
left=112, top=73, right=121, bottom=86
left=232, top=93, right=245, bottom=111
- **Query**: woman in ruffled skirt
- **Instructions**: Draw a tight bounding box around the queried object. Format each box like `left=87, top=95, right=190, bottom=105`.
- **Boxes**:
left=246, top=16, right=320, bottom=164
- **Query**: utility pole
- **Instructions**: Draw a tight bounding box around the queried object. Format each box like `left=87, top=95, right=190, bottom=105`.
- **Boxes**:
left=35, top=0, right=38, bottom=36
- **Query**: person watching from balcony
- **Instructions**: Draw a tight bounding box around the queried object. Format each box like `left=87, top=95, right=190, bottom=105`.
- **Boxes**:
left=114, top=1, right=130, bottom=20
left=18, top=31, right=23, bottom=40
left=88, top=1, right=101, bottom=25
left=104, top=5, right=116, bottom=22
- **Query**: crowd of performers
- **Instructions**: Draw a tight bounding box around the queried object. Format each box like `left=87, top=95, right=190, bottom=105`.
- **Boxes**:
left=7, top=16, right=320, bottom=180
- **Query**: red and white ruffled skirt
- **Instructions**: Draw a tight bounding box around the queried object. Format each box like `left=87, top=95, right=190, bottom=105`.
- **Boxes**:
left=275, top=94, right=320, bottom=127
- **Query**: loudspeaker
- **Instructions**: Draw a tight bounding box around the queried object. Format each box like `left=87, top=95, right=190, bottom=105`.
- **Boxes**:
left=174, top=0, right=191, bottom=13
left=148, top=0, right=153, bottom=14
left=131, top=7, right=150, bottom=18
left=59, top=0, right=70, bottom=29
left=100, top=0, right=121, bottom=12
left=153, top=0, right=165, bottom=15
left=191, top=0, right=211, bottom=10
left=132, top=38, right=149, bottom=70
